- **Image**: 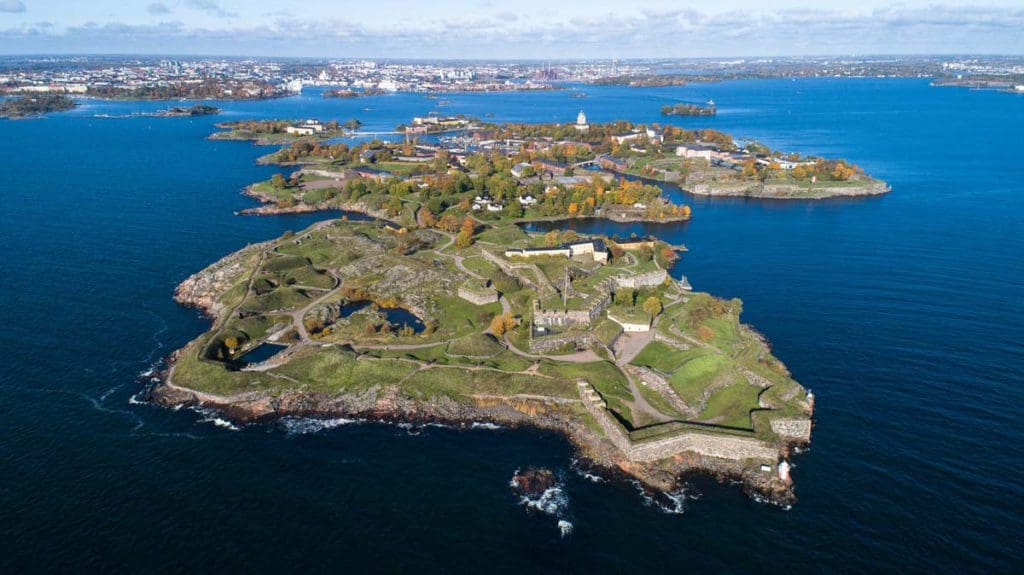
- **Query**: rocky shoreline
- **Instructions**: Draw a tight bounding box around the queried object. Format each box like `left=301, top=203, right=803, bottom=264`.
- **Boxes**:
left=148, top=374, right=799, bottom=506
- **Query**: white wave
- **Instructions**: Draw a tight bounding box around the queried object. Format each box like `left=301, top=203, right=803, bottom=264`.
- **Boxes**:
left=570, top=461, right=605, bottom=483
left=469, top=422, right=503, bottom=430
left=519, top=486, right=567, bottom=516
left=557, top=520, right=574, bottom=538
left=749, top=492, right=792, bottom=511
left=128, top=391, right=147, bottom=405
left=201, top=416, right=240, bottom=431
left=632, top=480, right=693, bottom=515
left=281, top=416, right=361, bottom=436
left=191, top=406, right=241, bottom=431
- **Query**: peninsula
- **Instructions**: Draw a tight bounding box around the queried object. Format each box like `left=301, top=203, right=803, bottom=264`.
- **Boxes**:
left=153, top=219, right=813, bottom=504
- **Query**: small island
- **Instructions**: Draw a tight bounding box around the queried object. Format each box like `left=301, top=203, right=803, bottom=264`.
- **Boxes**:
left=661, top=102, right=716, bottom=117
left=323, top=88, right=388, bottom=98
left=154, top=219, right=813, bottom=505
left=0, top=93, right=76, bottom=118
left=155, top=104, right=221, bottom=117
left=208, top=118, right=359, bottom=144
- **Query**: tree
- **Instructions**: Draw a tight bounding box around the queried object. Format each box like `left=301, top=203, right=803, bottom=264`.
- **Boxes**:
left=490, top=312, right=516, bottom=336
left=614, top=288, right=635, bottom=307
left=642, top=296, right=662, bottom=317
left=506, top=198, right=524, bottom=218
left=223, top=336, right=239, bottom=352
left=417, top=206, right=436, bottom=228
left=270, top=173, right=286, bottom=188
left=455, top=217, right=475, bottom=248
left=455, top=230, right=473, bottom=249
left=438, top=213, right=461, bottom=233
left=490, top=314, right=508, bottom=336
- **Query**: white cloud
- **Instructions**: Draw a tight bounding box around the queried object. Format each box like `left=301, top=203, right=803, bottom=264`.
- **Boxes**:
left=187, top=0, right=236, bottom=19
left=0, top=0, right=26, bottom=14
left=146, top=3, right=171, bottom=15
left=1, top=3, right=1022, bottom=57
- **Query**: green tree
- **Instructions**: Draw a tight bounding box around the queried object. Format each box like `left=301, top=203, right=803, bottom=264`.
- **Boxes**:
left=615, top=288, right=636, bottom=307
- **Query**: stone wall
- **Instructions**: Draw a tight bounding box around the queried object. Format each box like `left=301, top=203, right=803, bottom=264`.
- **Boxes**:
left=533, top=291, right=611, bottom=328
left=530, top=332, right=595, bottom=353
left=457, top=284, right=499, bottom=305
left=613, top=269, right=668, bottom=289
left=577, top=380, right=778, bottom=463
left=770, top=418, right=813, bottom=442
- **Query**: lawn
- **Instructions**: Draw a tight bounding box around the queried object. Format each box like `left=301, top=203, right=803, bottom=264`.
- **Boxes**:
left=447, top=334, right=505, bottom=357
left=668, top=354, right=733, bottom=405
left=697, top=382, right=762, bottom=430
left=630, top=340, right=695, bottom=373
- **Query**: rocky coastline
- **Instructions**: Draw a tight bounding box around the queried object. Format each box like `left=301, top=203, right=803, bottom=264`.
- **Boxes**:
left=148, top=374, right=799, bottom=506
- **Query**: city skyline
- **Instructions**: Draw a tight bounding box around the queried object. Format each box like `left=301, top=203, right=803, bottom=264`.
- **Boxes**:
left=2, top=1, right=1023, bottom=58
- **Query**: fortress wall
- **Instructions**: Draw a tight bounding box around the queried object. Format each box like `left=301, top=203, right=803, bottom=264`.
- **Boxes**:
left=770, top=418, right=813, bottom=442
left=577, top=380, right=777, bottom=463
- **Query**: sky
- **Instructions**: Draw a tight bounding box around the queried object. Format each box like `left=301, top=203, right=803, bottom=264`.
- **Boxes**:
left=1, top=0, right=1022, bottom=58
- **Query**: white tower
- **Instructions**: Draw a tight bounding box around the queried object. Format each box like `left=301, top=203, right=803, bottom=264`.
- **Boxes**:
left=778, top=460, right=792, bottom=483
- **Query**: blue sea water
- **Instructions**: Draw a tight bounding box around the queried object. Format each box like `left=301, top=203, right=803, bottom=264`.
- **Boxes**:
left=1, top=79, right=1022, bottom=573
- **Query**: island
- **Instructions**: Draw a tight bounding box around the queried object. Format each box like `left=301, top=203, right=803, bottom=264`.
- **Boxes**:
left=323, top=88, right=388, bottom=98
left=661, top=102, right=716, bottom=116
left=932, top=75, right=1024, bottom=94
left=155, top=104, right=221, bottom=117
left=0, top=93, right=76, bottom=118
left=152, top=219, right=814, bottom=505
left=219, top=116, right=887, bottom=211
left=208, top=118, right=359, bottom=145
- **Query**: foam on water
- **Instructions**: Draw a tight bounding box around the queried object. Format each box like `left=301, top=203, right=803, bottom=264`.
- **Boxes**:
left=280, top=416, right=362, bottom=436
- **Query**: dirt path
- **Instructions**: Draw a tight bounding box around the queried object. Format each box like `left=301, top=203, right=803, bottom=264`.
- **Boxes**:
left=613, top=331, right=654, bottom=366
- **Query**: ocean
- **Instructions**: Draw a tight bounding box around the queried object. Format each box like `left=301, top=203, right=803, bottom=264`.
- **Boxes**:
left=1, top=78, right=1021, bottom=572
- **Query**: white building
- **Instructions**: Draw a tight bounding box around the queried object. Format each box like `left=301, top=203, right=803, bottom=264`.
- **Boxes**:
left=675, top=144, right=714, bottom=160
left=575, top=110, right=589, bottom=131
left=613, top=132, right=642, bottom=145
left=285, top=119, right=325, bottom=136
left=511, top=162, right=533, bottom=178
